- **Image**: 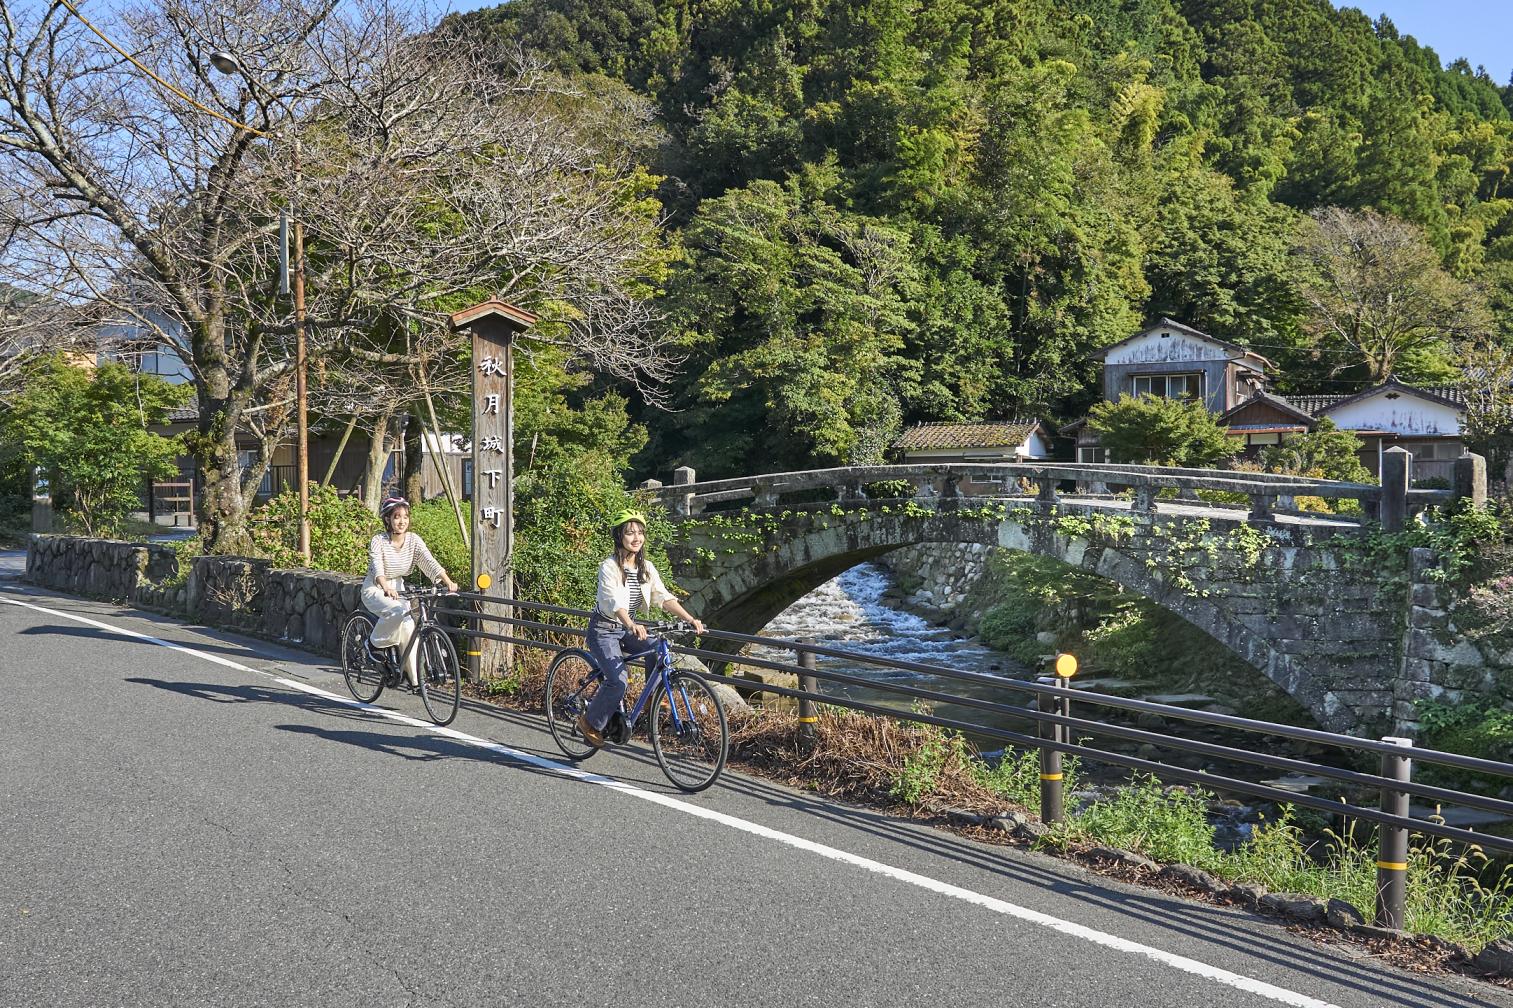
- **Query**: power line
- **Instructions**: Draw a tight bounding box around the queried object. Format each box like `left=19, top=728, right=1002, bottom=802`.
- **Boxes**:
left=56, top=0, right=267, bottom=137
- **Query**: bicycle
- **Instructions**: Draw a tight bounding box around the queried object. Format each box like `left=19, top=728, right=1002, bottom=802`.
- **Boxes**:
left=339, top=585, right=462, bottom=726
left=544, top=621, right=729, bottom=793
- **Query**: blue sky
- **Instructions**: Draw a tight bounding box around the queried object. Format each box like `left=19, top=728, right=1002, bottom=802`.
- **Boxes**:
left=1356, top=1, right=1513, bottom=84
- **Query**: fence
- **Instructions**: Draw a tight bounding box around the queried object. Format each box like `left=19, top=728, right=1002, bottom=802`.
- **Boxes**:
left=434, top=589, right=1513, bottom=932
left=645, top=457, right=1477, bottom=531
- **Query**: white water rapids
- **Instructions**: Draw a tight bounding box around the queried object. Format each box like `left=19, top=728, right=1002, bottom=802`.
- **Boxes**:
left=748, top=563, right=1034, bottom=718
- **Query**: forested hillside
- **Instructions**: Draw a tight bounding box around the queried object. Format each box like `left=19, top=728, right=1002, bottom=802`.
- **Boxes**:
left=451, top=0, right=1513, bottom=479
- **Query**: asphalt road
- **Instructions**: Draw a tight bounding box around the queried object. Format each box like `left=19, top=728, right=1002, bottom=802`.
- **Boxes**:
left=0, top=582, right=1507, bottom=1008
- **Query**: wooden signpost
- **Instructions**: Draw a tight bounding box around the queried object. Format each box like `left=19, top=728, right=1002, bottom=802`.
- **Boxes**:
left=449, top=299, right=537, bottom=679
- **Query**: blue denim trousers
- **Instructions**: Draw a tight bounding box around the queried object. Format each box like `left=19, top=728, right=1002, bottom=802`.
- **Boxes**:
left=584, top=614, right=656, bottom=731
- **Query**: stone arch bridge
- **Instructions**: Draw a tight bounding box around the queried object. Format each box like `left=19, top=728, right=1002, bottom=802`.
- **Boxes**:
left=644, top=459, right=1481, bottom=737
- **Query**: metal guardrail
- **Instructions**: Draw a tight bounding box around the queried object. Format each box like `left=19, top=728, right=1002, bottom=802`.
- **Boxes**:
left=640, top=461, right=1459, bottom=530
left=431, top=589, right=1513, bottom=931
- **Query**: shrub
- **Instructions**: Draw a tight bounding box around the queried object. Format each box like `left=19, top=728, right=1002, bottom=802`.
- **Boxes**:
left=513, top=452, right=676, bottom=609
left=249, top=484, right=374, bottom=574
left=408, top=497, right=469, bottom=582
left=1087, top=394, right=1236, bottom=466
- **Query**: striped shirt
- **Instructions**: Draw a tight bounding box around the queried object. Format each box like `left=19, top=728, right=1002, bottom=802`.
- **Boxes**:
left=625, top=566, right=643, bottom=613
left=364, top=533, right=443, bottom=589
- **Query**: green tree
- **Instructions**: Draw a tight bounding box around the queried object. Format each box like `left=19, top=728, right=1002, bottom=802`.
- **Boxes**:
left=1088, top=393, right=1236, bottom=466
left=1256, top=418, right=1372, bottom=484
left=1292, top=207, right=1490, bottom=382
left=2, top=357, right=186, bottom=536
left=654, top=166, right=919, bottom=475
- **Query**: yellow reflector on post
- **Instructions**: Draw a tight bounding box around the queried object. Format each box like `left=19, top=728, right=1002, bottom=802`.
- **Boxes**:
left=476, top=572, right=493, bottom=591
left=1054, top=653, right=1078, bottom=678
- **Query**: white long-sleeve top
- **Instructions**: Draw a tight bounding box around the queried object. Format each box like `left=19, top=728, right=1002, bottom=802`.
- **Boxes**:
left=596, top=555, right=673, bottom=619
left=364, top=533, right=443, bottom=590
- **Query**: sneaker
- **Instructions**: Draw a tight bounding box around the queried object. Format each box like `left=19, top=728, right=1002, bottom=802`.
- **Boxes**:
left=576, top=713, right=605, bottom=748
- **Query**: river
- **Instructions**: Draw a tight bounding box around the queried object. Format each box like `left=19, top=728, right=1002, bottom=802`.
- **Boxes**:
left=748, top=562, right=1043, bottom=738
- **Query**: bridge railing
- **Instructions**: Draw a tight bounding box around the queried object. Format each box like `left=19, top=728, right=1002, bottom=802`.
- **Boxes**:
left=643, top=457, right=1469, bottom=531
left=437, top=588, right=1513, bottom=931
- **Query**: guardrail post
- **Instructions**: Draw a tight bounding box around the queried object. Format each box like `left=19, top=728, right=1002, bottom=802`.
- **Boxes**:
left=1453, top=452, right=1487, bottom=508
left=753, top=479, right=778, bottom=508
left=1248, top=492, right=1276, bottom=523
left=798, top=644, right=818, bottom=745
left=1381, top=448, right=1410, bottom=532
left=1374, top=736, right=1413, bottom=930
left=466, top=596, right=483, bottom=681
left=1037, top=676, right=1065, bottom=825
left=940, top=475, right=960, bottom=511
left=1131, top=484, right=1158, bottom=514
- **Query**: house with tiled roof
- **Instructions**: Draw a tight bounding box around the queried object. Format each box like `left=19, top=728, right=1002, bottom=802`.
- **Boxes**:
left=1063, top=319, right=1475, bottom=483
left=1066, top=319, right=1273, bottom=463
left=891, top=419, right=1056, bottom=494
left=892, top=419, right=1055, bottom=462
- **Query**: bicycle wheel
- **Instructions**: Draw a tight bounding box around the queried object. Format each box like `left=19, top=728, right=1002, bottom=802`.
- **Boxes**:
left=544, top=649, right=604, bottom=760
left=650, top=671, right=728, bottom=793
left=340, top=612, right=385, bottom=703
left=417, top=626, right=461, bottom=726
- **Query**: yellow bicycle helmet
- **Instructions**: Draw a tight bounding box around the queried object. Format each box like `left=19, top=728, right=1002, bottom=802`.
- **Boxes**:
left=611, top=509, right=647, bottom=528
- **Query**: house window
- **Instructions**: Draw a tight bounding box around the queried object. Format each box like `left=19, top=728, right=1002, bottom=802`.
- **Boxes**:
left=1077, top=447, right=1107, bottom=463
left=1402, top=441, right=1459, bottom=460
left=1132, top=372, right=1203, bottom=400
left=1246, top=433, right=1281, bottom=446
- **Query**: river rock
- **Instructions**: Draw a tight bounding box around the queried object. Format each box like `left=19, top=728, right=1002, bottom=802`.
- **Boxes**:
left=1324, top=898, right=1365, bottom=929
left=1474, top=937, right=1513, bottom=977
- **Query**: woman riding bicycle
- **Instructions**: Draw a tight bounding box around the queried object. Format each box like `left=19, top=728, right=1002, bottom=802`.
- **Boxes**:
left=577, top=510, right=704, bottom=747
left=362, top=496, right=459, bottom=689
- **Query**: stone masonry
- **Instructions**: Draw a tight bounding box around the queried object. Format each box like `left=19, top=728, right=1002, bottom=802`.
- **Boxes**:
left=24, top=534, right=362, bottom=658
left=663, top=504, right=1432, bottom=737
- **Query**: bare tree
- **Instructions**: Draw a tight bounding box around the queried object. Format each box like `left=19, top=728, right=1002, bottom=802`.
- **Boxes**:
left=0, top=0, right=671, bottom=552
left=1292, top=207, right=1490, bottom=383
left=1459, top=334, right=1513, bottom=494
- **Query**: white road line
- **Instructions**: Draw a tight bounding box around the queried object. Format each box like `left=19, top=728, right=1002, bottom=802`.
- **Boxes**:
left=2, top=590, right=1342, bottom=1008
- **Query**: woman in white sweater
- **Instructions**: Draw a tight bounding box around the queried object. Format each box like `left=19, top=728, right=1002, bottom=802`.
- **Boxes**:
left=361, top=496, right=459, bottom=688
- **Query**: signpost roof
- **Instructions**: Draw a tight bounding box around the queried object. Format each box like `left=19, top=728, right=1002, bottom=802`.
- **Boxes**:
left=449, top=299, right=538, bottom=331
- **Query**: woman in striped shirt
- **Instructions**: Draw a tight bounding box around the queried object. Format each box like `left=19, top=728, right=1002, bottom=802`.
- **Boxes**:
left=578, top=510, right=704, bottom=747
left=361, top=496, right=459, bottom=688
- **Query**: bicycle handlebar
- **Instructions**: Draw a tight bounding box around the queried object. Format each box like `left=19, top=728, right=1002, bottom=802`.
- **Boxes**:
left=640, top=620, right=698, bottom=635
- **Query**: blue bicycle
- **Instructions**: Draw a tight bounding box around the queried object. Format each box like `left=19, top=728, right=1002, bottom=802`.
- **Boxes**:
left=544, top=622, right=729, bottom=792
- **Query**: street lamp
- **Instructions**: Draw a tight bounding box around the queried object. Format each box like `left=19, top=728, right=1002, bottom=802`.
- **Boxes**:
left=210, top=51, right=311, bottom=563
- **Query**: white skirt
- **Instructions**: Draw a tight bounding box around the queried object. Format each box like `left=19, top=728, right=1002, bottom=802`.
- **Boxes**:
left=361, top=583, right=418, bottom=683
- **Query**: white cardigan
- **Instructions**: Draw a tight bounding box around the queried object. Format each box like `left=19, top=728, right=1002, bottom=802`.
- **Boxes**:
left=595, top=556, right=673, bottom=619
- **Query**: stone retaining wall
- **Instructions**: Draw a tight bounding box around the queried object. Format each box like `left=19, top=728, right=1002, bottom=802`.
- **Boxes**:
left=879, top=542, right=991, bottom=622
left=1396, top=547, right=1513, bottom=739
left=26, top=534, right=179, bottom=602
left=23, top=533, right=362, bottom=658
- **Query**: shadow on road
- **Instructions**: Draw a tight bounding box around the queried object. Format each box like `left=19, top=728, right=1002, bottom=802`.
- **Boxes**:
left=17, top=618, right=314, bottom=669
left=125, top=677, right=376, bottom=722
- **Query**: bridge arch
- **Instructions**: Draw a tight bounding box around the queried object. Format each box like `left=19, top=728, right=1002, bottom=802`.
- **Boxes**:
left=666, top=508, right=1330, bottom=728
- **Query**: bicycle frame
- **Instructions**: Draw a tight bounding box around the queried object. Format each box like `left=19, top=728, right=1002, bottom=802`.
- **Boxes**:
left=600, top=630, right=701, bottom=737
left=387, top=587, right=443, bottom=671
